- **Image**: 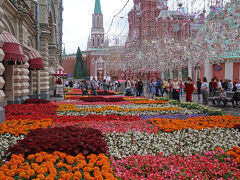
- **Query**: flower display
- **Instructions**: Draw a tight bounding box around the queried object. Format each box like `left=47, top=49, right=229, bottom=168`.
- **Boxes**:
left=0, top=133, right=24, bottom=160
left=7, top=127, right=108, bottom=157
left=1, top=93, right=240, bottom=179
left=225, top=146, right=240, bottom=163
left=139, top=113, right=208, bottom=120
left=105, top=128, right=240, bottom=159
left=23, top=99, right=50, bottom=104
left=54, top=120, right=159, bottom=134
left=57, top=104, right=183, bottom=116
left=156, top=98, right=224, bottom=115
left=125, top=98, right=168, bottom=104
left=112, top=151, right=240, bottom=179
left=0, top=152, right=117, bottom=180
left=5, top=104, right=57, bottom=117
left=0, top=119, right=53, bottom=136
left=148, top=115, right=240, bottom=132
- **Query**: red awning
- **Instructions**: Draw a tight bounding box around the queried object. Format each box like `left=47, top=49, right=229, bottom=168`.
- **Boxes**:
left=0, top=30, right=25, bottom=62
left=29, top=47, right=44, bottom=70
left=54, top=69, right=67, bottom=77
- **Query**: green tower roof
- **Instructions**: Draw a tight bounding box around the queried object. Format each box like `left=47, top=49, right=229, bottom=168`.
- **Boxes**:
left=94, top=0, right=102, bottom=14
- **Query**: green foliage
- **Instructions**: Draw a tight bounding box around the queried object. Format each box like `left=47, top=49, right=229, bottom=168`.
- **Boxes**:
left=74, top=47, right=88, bottom=79
left=156, top=97, right=225, bottom=116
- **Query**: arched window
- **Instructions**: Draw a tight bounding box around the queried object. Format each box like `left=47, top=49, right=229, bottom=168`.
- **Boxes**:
left=92, top=39, right=95, bottom=47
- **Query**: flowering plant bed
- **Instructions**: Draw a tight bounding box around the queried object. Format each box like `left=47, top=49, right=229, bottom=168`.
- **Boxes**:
left=7, top=127, right=108, bottom=157
left=53, top=120, right=159, bottom=134
left=78, top=96, right=125, bottom=102
left=125, top=98, right=168, bottom=104
left=156, top=97, right=224, bottom=115
left=148, top=115, right=240, bottom=132
left=5, top=104, right=57, bottom=116
left=0, top=119, right=53, bottom=136
left=112, top=151, right=240, bottom=179
left=23, top=99, right=50, bottom=104
left=0, top=152, right=116, bottom=180
left=1, top=96, right=240, bottom=179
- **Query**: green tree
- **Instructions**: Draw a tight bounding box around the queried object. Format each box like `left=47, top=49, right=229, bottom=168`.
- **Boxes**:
left=74, top=47, right=83, bottom=79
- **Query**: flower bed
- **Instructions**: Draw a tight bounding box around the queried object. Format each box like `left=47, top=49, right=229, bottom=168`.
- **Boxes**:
left=156, top=97, right=224, bottom=115
left=1, top=95, right=240, bottom=179
left=225, top=146, right=240, bottom=163
left=0, top=152, right=116, bottom=180
left=78, top=96, right=125, bottom=102
left=5, top=104, right=57, bottom=116
left=139, top=113, right=208, bottom=120
left=112, top=151, right=240, bottom=179
left=148, top=115, right=240, bottom=132
left=23, top=99, right=50, bottom=104
left=53, top=120, right=159, bottom=134
left=105, top=129, right=240, bottom=159
left=0, top=119, right=53, bottom=136
left=7, top=127, right=108, bottom=157
left=125, top=98, right=168, bottom=104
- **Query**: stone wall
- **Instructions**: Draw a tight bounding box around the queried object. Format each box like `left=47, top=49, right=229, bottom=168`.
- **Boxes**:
left=0, top=0, right=5, bottom=121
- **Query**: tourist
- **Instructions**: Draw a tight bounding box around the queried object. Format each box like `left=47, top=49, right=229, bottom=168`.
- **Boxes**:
left=135, top=79, right=139, bottom=97
left=167, top=79, right=172, bottom=98
left=201, top=77, right=209, bottom=106
left=137, top=79, right=144, bottom=96
left=212, top=78, right=218, bottom=97
left=162, top=79, right=167, bottom=96
left=231, top=80, right=240, bottom=107
left=69, top=80, right=73, bottom=88
left=172, top=79, right=180, bottom=101
left=217, top=89, right=227, bottom=105
left=82, top=81, right=89, bottom=96
left=149, top=79, right=153, bottom=93
left=179, top=80, right=184, bottom=97
left=56, top=78, right=62, bottom=85
left=103, top=79, right=108, bottom=95
left=90, top=77, right=98, bottom=96
left=151, top=79, right=157, bottom=99
left=197, top=78, right=202, bottom=102
left=217, top=79, right=222, bottom=90
left=184, top=77, right=194, bottom=102
left=156, top=78, right=163, bottom=97
left=229, top=80, right=233, bottom=91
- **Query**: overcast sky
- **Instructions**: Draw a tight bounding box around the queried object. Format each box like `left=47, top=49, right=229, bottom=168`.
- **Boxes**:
left=62, top=0, right=230, bottom=54
left=63, top=0, right=133, bottom=54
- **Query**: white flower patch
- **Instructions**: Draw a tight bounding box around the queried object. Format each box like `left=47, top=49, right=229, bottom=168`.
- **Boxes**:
left=0, top=133, right=25, bottom=160
left=105, top=128, right=240, bottom=159
left=57, top=103, right=201, bottom=116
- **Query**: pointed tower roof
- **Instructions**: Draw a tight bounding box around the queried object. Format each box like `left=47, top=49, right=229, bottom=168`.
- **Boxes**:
left=94, top=0, right=102, bottom=14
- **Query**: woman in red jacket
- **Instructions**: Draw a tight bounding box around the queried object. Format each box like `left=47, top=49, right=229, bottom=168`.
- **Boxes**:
left=184, top=77, right=194, bottom=102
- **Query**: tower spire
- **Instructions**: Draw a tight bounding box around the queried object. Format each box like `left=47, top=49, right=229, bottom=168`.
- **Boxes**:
left=94, top=0, right=102, bottom=14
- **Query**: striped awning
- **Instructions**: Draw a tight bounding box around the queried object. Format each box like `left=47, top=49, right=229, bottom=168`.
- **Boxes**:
left=54, top=69, right=67, bottom=77
left=29, top=47, right=44, bottom=70
left=0, top=30, right=26, bottom=63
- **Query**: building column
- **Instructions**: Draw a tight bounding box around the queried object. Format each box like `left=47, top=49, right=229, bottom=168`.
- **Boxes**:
left=39, top=34, right=50, bottom=99
left=204, top=58, right=213, bottom=82
left=0, top=3, right=5, bottom=121
left=225, top=62, right=233, bottom=81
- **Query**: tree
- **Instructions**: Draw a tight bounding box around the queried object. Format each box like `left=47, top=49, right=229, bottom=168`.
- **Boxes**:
left=74, top=47, right=88, bottom=79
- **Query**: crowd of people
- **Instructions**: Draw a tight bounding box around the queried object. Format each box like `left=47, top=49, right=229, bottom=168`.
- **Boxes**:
left=64, top=78, right=122, bottom=96
left=146, top=77, right=240, bottom=107
left=62, top=76, right=240, bottom=107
